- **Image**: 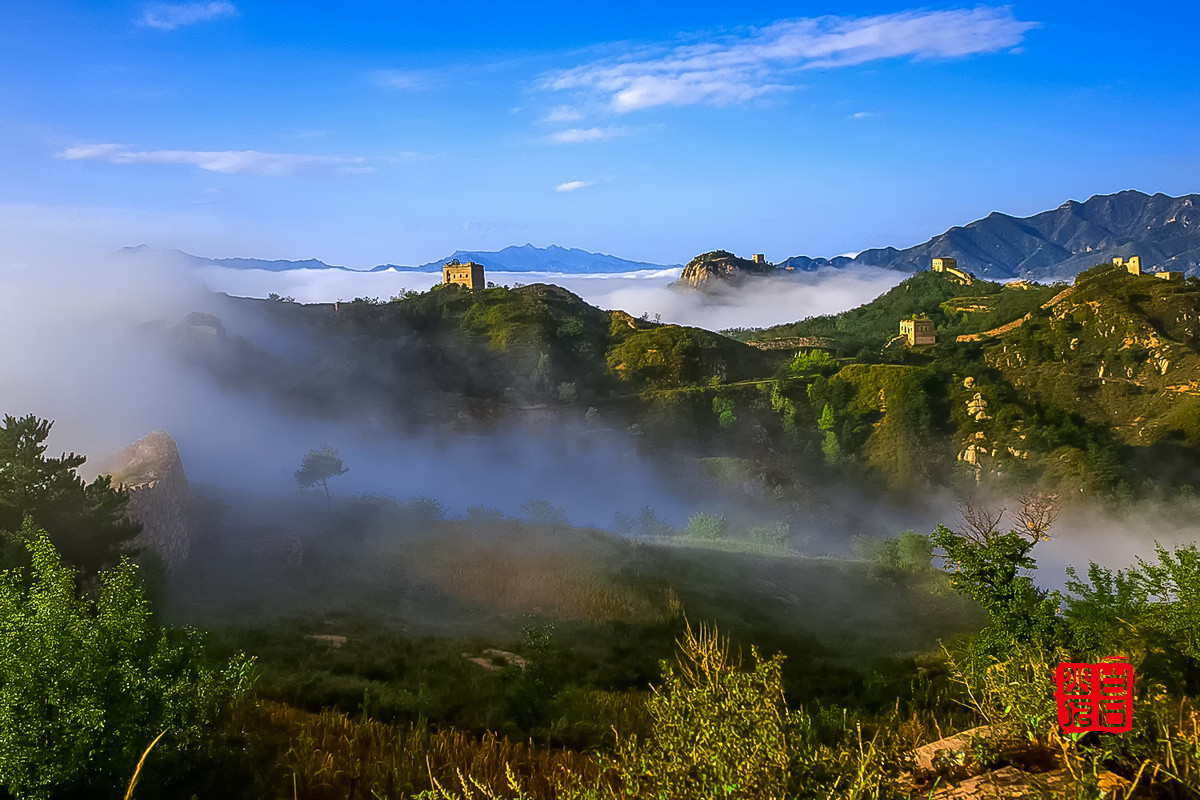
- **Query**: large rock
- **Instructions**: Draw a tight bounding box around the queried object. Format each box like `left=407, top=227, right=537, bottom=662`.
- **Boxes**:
left=102, top=431, right=192, bottom=570
left=678, top=250, right=775, bottom=289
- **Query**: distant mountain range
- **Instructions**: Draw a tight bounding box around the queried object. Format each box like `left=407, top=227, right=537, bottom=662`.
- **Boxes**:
left=778, top=190, right=1200, bottom=279
left=402, top=244, right=676, bottom=274
left=124, top=189, right=1199, bottom=283
left=119, top=243, right=677, bottom=275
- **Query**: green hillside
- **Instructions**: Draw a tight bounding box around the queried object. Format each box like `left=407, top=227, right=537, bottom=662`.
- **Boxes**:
left=207, top=266, right=1200, bottom=502
left=732, top=270, right=1057, bottom=354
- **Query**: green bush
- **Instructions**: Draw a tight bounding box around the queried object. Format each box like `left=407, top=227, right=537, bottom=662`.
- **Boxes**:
left=749, top=522, right=791, bottom=548
left=931, top=517, right=1060, bottom=654
left=686, top=513, right=727, bottom=541
left=615, top=623, right=789, bottom=799
left=0, top=522, right=254, bottom=799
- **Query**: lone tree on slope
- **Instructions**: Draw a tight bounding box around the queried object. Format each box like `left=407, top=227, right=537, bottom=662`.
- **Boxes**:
left=295, top=444, right=348, bottom=509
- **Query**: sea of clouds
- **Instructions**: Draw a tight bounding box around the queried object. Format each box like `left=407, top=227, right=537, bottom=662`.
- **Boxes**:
left=196, top=264, right=908, bottom=331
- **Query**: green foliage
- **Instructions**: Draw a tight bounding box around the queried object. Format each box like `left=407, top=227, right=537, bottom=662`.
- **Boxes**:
left=817, top=403, right=840, bottom=463
left=1136, top=543, right=1200, bottom=662
left=746, top=271, right=1005, bottom=353
left=615, top=623, right=790, bottom=799
left=942, top=639, right=1064, bottom=742
left=939, top=283, right=1060, bottom=337
left=749, top=522, right=791, bottom=548
left=1066, top=542, right=1200, bottom=673
left=613, top=506, right=675, bottom=538
left=785, top=349, right=835, bottom=376
left=931, top=520, right=1060, bottom=653
left=713, top=396, right=737, bottom=428
left=855, top=530, right=935, bottom=580
left=295, top=444, right=348, bottom=508
left=809, top=365, right=943, bottom=488
left=1063, top=561, right=1146, bottom=653
left=606, top=325, right=765, bottom=389
left=0, top=522, right=254, bottom=799
left=0, top=413, right=141, bottom=578
left=686, top=513, right=727, bottom=541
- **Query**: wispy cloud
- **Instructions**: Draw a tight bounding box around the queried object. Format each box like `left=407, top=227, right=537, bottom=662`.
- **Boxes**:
left=139, top=1, right=238, bottom=30
left=56, top=143, right=369, bottom=177
left=544, top=7, right=1037, bottom=113
left=555, top=180, right=596, bottom=193
left=544, top=105, right=585, bottom=123
left=850, top=111, right=878, bottom=119
left=370, top=69, right=438, bottom=91
left=547, top=126, right=629, bottom=144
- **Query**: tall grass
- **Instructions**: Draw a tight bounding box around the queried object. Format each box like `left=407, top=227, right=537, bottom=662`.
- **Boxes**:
left=242, top=701, right=603, bottom=800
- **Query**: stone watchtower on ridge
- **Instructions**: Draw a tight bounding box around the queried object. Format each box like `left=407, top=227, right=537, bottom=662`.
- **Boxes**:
left=442, top=259, right=485, bottom=290
left=900, top=316, right=936, bottom=346
left=1114, top=256, right=1142, bottom=276
left=930, top=256, right=974, bottom=284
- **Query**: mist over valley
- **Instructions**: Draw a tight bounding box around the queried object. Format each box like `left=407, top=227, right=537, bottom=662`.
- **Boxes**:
left=3, top=2, right=1200, bottom=794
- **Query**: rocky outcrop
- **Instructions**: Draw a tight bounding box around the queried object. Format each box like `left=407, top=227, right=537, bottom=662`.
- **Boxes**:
left=678, top=251, right=775, bottom=290
left=907, top=726, right=1129, bottom=799
left=101, top=431, right=191, bottom=570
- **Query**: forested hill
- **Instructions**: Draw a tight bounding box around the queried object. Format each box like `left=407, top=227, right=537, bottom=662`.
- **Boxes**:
left=729, top=269, right=1062, bottom=353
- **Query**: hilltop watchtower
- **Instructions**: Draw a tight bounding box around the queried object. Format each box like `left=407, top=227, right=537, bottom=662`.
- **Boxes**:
left=900, top=316, right=936, bottom=346
left=442, top=260, right=485, bottom=290
left=931, top=256, right=974, bottom=284
left=1114, top=256, right=1142, bottom=276
left=752, top=253, right=767, bottom=264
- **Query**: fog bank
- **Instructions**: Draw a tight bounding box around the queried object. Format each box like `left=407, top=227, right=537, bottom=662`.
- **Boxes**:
left=196, top=264, right=906, bottom=331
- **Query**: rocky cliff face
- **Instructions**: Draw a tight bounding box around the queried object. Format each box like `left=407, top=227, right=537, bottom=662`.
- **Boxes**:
left=101, top=431, right=192, bottom=570
left=678, top=251, right=775, bottom=289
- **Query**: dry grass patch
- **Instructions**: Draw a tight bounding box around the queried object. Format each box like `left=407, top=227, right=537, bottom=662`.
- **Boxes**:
left=417, top=523, right=666, bottom=625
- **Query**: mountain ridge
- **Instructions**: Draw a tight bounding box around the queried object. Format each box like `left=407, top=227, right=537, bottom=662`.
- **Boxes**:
left=118, top=243, right=677, bottom=275
left=779, top=189, right=1200, bottom=279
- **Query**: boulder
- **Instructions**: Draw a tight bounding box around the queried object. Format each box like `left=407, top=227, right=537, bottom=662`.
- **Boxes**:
left=101, top=431, right=192, bottom=570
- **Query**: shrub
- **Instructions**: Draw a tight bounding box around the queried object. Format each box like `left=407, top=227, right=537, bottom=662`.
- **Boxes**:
left=0, top=522, right=254, bottom=798
left=403, top=495, right=446, bottom=525
left=614, top=623, right=790, bottom=799
left=931, top=500, right=1061, bottom=654
left=749, top=522, right=791, bottom=548
left=686, top=513, right=727, bottom=541
left=521, top=499, right=569, bottom=527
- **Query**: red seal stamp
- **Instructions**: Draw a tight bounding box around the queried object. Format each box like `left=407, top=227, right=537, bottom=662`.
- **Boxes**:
left=1054, top=657, right=1136, bottom=734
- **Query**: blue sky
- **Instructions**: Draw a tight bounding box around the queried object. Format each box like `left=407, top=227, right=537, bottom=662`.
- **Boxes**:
left=1, top=1, right=1197, bottom=267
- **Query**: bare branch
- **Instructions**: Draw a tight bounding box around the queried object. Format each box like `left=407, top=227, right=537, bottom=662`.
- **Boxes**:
left=956, top=499, right=1005, bottom=547
left=1014, top=491, right=1058, bottom=542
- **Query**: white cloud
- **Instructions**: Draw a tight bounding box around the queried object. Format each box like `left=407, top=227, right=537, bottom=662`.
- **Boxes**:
left=555, top=180, right=596, bottom=193
left=850, top=111, right=878, bottom=119
left=547, top=126, right=629, bottom=144
left=140, top=1, right=238, bottom=30
left=56, top=144, right=369, bottom=177
left=370, top=69, right=437, bottom=91
left=544, top=7, right=1037, bottom=113
left=544, top=105, right=585, bottom=123
left=196, top=263, right=907, bottom=332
